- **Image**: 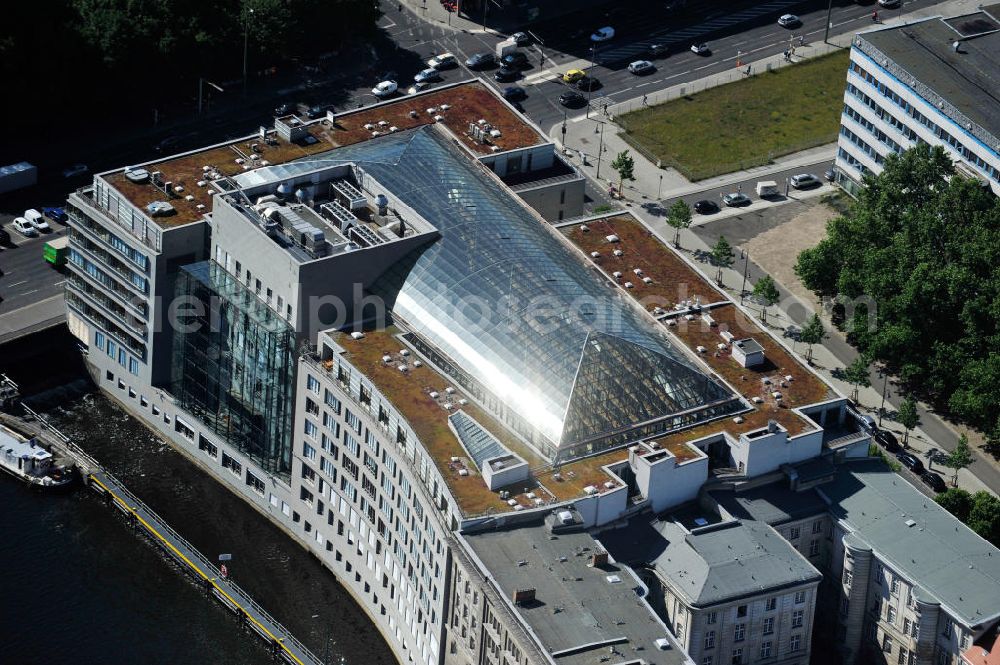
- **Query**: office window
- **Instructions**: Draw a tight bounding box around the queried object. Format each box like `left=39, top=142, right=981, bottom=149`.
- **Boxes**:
left=812, top=520, right=823, bottom=534
left=876, top=564, right=884, bottom=584
left=765, top=597, right=777, bottom=612
left=760, top=641, right=772, bottom=659
left=792, top=610, right=804, bottom=629
left=809, top=540, right=820, bottom=557
left=843, top=570, right=853, bottom=587
left=737, top=605, right=747, bottom=618
left=246, top=471, right=265, bottom=495
left=791, top=635, right=802, bottom=652
left=128, top=357, right=140, bottom=375
left=704, top=631, right=716, bottom=650
left=789, top=527, right=800, bottom=540
left=943, top=619, right=953, bottom=638
left=702, top=657, right=713, bottom=665
left=307, top=374, right=320, bottom=394
left=197, top=434, right=218, bottom=458
left=794, top=591, right=806, bottom=604
left=221, top=452, right=242, bottom=475
left=888, top=607, right=897, bottom=625
left=734, top=624, right=745, bottom=642
left=763, top=617, right=774, bottom=635
left=883, top=635, right=893, bottom=653
left=891, top=578, right=900, bottom=595
left=731, top=648, right=743, bottom=665
left=899, top=648, right=908, bottom=665
left=706, top=612, right=718, bottom=625
left=303, top=441, right=317, bottom=461
left=304, top=419, right=318, bottom=440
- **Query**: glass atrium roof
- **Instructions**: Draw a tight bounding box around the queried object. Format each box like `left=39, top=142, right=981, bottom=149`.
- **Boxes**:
left=261, top=127, right=737, bottom=460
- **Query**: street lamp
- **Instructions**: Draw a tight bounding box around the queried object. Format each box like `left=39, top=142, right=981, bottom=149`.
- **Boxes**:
left=656, top=174, right=663, bottom=201
left=878, top=368, right=889, bottom=427
left=243, top=7, right=255, bottom=95
left=595, top=121, right=606, bottom=180
left=740, top=250, right=750, bottom=304
left=199, top=79, right=224, bottom=114
left=824, top=0, right=834, bottom=43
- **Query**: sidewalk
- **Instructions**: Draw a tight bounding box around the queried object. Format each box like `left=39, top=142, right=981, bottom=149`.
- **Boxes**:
left=549, top=0, right=999, bottom=496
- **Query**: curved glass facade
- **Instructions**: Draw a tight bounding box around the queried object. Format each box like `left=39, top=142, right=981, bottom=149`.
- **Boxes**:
left=253, top=127, right=738, bottom=462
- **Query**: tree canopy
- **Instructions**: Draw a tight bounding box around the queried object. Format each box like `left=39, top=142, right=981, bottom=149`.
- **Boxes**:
left=752, top=274, right=780, bottom=322
left=944, top=434, right=975, bottom=486
left=666, top=200, right=692, bottom=248
left=711, top=236, right=735, bottom=285
left=843, top=356, right=871, bottom=400
left=610, top=151, right=635, bottom=195
left=897, top=396, right=920, bottom=444
left=794, top=145, right=1000, bottom=432
left=936, top=488, right=1000, bottom=547
left=799, top=313, right=826, bottom=363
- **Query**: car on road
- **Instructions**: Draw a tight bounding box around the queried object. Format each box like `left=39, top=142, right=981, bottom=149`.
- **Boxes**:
left=694, top=199, right=719, bottom=214
left=895, top=452, right=925, bottom=474
left=563, top=69, right=586, bottom=83
left=875, top=430, right=900, bottom=453
left=465, top=52, right=495, bottom=69
left=62, top=163, right=89, bottom=178
left=414, top=68, right=442, bottom=83
left=647, top=44, right=669, bottom=58
left=559, top=91, right=586, bottom=107
left=407, top=81, right=432, bottom=95
left=577, top=76, right=601, bottom=92
left=628, top=60, right=655, bottom=75
left=878, top=0, right=901, bottom=7
left=790, top=173, right=820, bottom=189
left=43, top=207, right=68, bottom=223
left=723, top=192, right=751, bottom=207
left=12, top=217, right=38, bottom=237
left=24, top=209, right=52, bottom=233
left=501, top=51, right=528, bottom=69
left=427, top=53, right=457, bottom=70
left=778, top=14, right=801, bottom=27
left=590, top=26, right=615, bottom=42
left=503, top=86, right=526, bottom=101
left=274, top=102, right=294, bottom=116
left=691, top=43, right=711, bottom=55
left=494, top=66, right=521, bottom=82
left=920, top=471, right=947, bottom=493
left=372, top=80, right=398, bottom=98
left=512, top=31, right=531, bottom=46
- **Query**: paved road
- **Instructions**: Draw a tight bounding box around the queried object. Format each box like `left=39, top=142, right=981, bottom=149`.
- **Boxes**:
left=0, top=218, right=67, bottom=312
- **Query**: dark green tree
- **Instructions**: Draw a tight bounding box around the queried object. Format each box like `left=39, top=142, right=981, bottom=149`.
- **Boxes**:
left=897, top=396, right=920, bottom=445
left=792, top=144, right=1000, bottom=433
left=799, top=313, right=826, bottom=364
left=710, top=236, right=735, bottom=286
left=935, top=487, right=973, bottom=521
left=843, top=356, right=871, bottom=402
left=968, top=491, right=1000, bottom=547
left=752, top=275, right=780, bottom=323
left=666, top=200, right=692, bottom=249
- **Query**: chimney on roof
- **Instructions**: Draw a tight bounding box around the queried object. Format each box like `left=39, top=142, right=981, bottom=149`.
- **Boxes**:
left=512, top=588, right=536, bottom=605
left=591, top=551, right=609, bottom=568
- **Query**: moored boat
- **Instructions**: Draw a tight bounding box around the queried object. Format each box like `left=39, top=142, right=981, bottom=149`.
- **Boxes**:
left=0, top=423, right=76, bottom=489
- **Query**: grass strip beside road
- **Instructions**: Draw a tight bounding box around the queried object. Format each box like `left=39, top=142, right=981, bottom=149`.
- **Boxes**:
left=618, top=50, right=849, bottom=181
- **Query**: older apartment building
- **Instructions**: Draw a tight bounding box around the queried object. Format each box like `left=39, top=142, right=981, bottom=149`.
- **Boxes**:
left=63, top=75, right=1000, bottom=665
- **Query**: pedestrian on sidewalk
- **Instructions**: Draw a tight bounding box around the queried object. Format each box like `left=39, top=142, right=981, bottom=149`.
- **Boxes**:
left=642, top=94, right=648, bottom=106
left=783, top=49, right=790, bottom=62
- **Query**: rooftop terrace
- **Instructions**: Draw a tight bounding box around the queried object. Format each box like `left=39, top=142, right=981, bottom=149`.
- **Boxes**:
left=103, top=81, right=545, bottom=231
left=323, top=327, right=629, bottom=518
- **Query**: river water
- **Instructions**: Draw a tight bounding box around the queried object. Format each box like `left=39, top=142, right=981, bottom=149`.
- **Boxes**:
left=0, top=328, right=394, bottom=665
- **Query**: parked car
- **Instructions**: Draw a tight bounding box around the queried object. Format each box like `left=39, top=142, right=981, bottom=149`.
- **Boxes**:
left=563, top=69, right=586, bottom=83
left=691, top=43, right=710, bottom=55
left=407, top=81, right=432, bottom=95
left=723, top=192, right=751, bottom=207
left=512, top=31, right=531, bottom=46
left=790, top=173, right=820, bottom=189
left=875, top=430, right=900, bottom=453
left=921, top=471, right=947, bottom=493
left=647, top=44, right=669, bottom=58
left=895, top=452, right=925, bottom=474
left=427, top=53, right=457, bottom=70
left=274, top=102, right=294, bottom=116
left=465, top=52, right=495, bottom=69
left=414, top=68, right=442, bottom=83
left=856, top=413, right=877, bottom=435
left=778, top=14, right=801, bottom=27
left=43, top=207, right=68, bottom=223
left=577, top=76, right=601, bottom=92
left=62, top=163, right=89, bottom=178
left=824, top=167, right=837, bottom=182
left=494, top=66, right=521, bottom=82
left=559, top=91, right=586, bottom=107
left=590, top=26, right=615, bottom=42
left=501, top=51, right=528, bottom=69
left=372, top=80, right=398, bottom=98
left=878, top=0, right=901, bottom=7
left=503, top=86, right=526, bottom=102
left=628, top=60, right=655, bottom=75
left=694, top=199, right=719, bottom=214
left=12, top=217, right=38, bottom=237
left=24, top=209, right=52, bottom=233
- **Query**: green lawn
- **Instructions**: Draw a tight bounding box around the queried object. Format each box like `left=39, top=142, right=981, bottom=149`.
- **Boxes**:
left=618, top=50, right=849, bottom=181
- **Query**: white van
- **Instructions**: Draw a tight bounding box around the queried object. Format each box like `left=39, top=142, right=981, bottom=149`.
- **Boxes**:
left=23, top=208, right=51, bottom=232
left=755, top=180, right=779, bottom=198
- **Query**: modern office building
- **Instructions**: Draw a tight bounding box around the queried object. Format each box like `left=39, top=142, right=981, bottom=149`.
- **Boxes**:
left=64, top=77, right=1000, bottom=665
left=836, top=6, right=1000, bottom=194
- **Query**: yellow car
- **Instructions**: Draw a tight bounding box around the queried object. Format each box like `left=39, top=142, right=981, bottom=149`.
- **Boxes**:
left=562, top=69, right=586, bottom=83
